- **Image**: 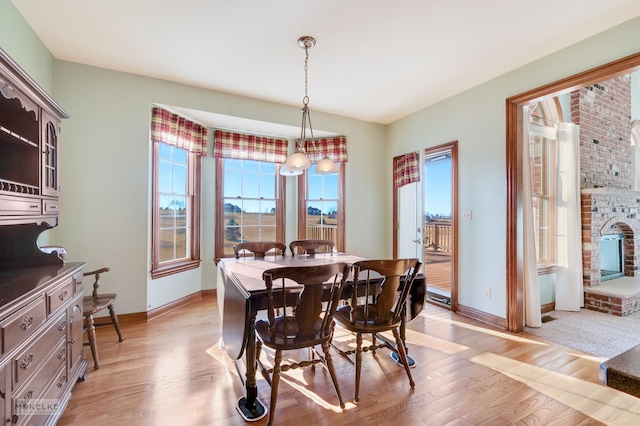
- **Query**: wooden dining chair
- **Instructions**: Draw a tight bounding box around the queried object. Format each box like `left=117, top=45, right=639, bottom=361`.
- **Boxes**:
left=83, top=267, right=124, bottom=369
left=289, top=239, right=335, bottom=257
left=233, top=241, right=287, bottom=259
left=255, top=262, right=350, bottom=425
left=333, top=258, right=421, bottom=402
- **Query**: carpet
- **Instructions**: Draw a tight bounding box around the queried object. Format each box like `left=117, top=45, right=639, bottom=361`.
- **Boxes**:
left=523, top=308, right=640, bottom=360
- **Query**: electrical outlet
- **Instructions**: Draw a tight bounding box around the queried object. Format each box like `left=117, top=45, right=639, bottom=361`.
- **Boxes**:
left=463, top=210, right=472, bottom=221
left=484, top=288, right=491, bottom=299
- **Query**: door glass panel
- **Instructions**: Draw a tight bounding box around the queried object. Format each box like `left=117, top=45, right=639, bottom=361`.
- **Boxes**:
left=424, top=149, right=453, bottom=305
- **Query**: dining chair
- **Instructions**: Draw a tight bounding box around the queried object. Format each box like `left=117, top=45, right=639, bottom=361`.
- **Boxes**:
left=233, top=241, right=287, bottom=259
left=256, top=262, right=350, bottom=425
left=83, top=267, right=124, bottom=369
left=333, top=258, right=422, bottom=402
left=289, top=239, right=335, bottom=257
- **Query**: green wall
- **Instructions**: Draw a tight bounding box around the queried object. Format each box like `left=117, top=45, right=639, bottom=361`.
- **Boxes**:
left=3, top=0, right=640, bottom=319
left=387, top=16, right=640, bottom=318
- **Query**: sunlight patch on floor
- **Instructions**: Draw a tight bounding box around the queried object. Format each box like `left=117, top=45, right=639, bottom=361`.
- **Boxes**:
left=470, top=352, right=640, bottom=423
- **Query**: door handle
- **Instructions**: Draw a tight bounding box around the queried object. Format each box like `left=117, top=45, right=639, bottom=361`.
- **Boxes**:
left=412, top=239, right=421, bottom=244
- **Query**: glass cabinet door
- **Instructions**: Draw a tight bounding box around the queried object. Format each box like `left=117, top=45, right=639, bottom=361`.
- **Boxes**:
left=41, top=110, right=59, bottom=198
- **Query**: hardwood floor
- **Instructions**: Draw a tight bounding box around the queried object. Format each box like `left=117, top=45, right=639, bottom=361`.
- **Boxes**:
left=58, top=295, right=640, bottom=425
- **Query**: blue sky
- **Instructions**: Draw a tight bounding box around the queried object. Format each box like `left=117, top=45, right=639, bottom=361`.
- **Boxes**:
left=424, top=155, right=452, bottom=217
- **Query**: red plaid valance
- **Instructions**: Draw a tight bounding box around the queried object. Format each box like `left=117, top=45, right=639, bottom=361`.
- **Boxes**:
left=302, top=136, right=348, bottom=163
left=393, top=152, right=420, bottom=188
left=213, top=130, right=289, bottom=163
left=151, top=107, right=207, bottom=156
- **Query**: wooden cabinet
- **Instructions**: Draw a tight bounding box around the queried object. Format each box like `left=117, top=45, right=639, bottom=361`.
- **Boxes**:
left=0, top=48, right=87, bottom=425
left=0, top=47, right=67, bottom=229
left=0, top=263, right=87, bottom=426
left=0, top=47, right=69, bottom=270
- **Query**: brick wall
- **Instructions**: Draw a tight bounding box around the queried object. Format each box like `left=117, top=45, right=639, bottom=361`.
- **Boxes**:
left=578, top=76, right=635, bottom=290
left=573, top=76, right=632, bottom=190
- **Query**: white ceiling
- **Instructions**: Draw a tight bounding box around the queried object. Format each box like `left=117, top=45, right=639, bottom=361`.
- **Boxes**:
left=11, top=0, right=640, bottom=132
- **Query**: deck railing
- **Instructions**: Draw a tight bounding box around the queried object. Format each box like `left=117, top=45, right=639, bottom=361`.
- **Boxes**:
left=425, top=220, right=452, bottom=252
left=306, top=224, right=337, bottom=244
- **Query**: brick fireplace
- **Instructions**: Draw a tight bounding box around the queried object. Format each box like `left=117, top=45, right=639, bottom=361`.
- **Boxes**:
left=577, top=75, right=640, bottom=315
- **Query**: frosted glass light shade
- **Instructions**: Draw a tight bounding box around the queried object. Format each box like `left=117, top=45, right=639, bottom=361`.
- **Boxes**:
left=284, top=151, right=311, bottom=171
left=279, top=165, right=303, bottom=176
left=315, top=155, right=338, bottom=175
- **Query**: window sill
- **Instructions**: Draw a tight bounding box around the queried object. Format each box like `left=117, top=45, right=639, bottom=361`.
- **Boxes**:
left=151, top=259, right=201, bottom=279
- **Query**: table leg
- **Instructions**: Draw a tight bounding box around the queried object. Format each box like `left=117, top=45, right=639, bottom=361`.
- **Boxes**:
left=236, top=307, right=267, bottom=421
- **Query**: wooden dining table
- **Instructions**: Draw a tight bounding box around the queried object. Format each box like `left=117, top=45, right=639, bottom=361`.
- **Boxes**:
left=216, top=253, right=425, bottom=421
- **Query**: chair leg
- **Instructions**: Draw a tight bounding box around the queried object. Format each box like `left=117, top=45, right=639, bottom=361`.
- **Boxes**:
left=392, top=328, right=415, bottom=388
left=355, top=332, right=363, bottom=403
left=85, top=315, right=100, bottom=369
left=322, top=341, right=345, bottom=409
left=267, top=350, right=283, bottom=426
left=108, top=303, right=124, bottom=342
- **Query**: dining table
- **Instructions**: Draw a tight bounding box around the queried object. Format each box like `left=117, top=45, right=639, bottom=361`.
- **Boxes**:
left=216, top=252, right=426, bottom=421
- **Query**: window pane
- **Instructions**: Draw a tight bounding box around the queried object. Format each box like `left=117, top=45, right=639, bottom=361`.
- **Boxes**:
left=224, top=170, right=242, bottom=197
left=218, top=158, right=281, bottom=258
left=323, top=174, right=338, bottom=199
left=159, top=228, right=175, bottom=262
left=173, top=147, right=187, bottom=164
left=159, top=143, right=172, bottom=160
left=244, top=160, right=260, bottom=173
left=225, top=158, right=243, bottom=171
left=173, top=163, right=187, bottom=195
left=243, top=173, right=260, bottom=198
left=260, top=162, right=276, bottom=174
left=260, top=174, right=275, bottom=199
left=308, top=174, right=322, bottom=199
left=159, top=161, right=171, bottom=193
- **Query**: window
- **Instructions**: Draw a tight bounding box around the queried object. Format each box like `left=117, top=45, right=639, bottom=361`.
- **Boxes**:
left=297, top=162, right=345, bottom=251
left=528, top=105, right=557, bottom=271
left=150, top=107, right=206, bottom=278
left=213, top=130, right=288, bottom=260
left=215, top=159, right=285, bottom=258
left=152, top=144, right=201, bottom=277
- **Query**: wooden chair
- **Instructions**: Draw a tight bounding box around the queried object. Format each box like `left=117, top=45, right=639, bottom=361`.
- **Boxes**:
left=83, top=267, right=124, bottom=369
left=256, top=262, right=350, bottom=425
left=233, top=241, right=286, bottom=259
left=289, top=239, right=335, bottom=257
left=333, top=258, right=422, bottom=402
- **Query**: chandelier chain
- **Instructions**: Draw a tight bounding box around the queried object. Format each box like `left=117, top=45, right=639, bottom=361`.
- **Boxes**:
left=303, top=44, right=309, bottom=106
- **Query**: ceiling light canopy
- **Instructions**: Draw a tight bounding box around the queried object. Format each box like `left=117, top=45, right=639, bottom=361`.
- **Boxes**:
left=280, top=36, right=338, bottom=176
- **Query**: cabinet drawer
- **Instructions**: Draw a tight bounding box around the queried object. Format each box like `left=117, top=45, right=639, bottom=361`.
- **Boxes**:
left=42, top=199, right=58, bottom=215
left=0, top=194, right=41, bottom=215
left=1, top=297, right=46, bottom=355
left=12, top=340, right=67, bottom=426
left=14, top=312, right=66, bottom=390
left=46, top=279, right=75, bottom=315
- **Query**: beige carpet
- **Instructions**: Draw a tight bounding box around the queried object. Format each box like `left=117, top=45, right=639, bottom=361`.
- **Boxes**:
left=524, top=308, right=640, bottom=360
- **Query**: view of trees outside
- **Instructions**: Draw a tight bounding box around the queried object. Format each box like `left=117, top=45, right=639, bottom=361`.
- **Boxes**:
left=158, top=144, right=190, bottom=262
left=223, top=159, right=277, bottom=255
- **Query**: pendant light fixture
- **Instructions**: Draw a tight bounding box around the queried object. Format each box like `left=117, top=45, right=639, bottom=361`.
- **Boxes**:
left=280, top=36, right=339, bottom=176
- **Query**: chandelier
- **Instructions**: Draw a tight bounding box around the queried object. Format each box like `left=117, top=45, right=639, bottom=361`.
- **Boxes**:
left=280, top=36, right=338, bottom=176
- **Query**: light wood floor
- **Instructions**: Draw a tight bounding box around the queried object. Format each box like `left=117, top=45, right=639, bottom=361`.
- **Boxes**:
left=58, top=296, right=640, bottom=425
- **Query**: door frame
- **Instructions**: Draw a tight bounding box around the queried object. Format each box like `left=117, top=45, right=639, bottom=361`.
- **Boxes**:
left=506, top=51, right=640, bottom=332
left=393, top=141, right=458, bottom=311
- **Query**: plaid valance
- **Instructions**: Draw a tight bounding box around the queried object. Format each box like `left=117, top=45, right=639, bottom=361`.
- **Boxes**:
left=213, top=130, right=289, bottom=163
left=151, top=107, right=208, bottom=156
left=393, top=152, right=420, bottom=188
left=302, top=136, right=348, bottom=163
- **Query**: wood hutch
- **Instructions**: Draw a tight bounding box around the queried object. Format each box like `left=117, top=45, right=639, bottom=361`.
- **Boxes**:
left=0, top=47, right=87, bottom=425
